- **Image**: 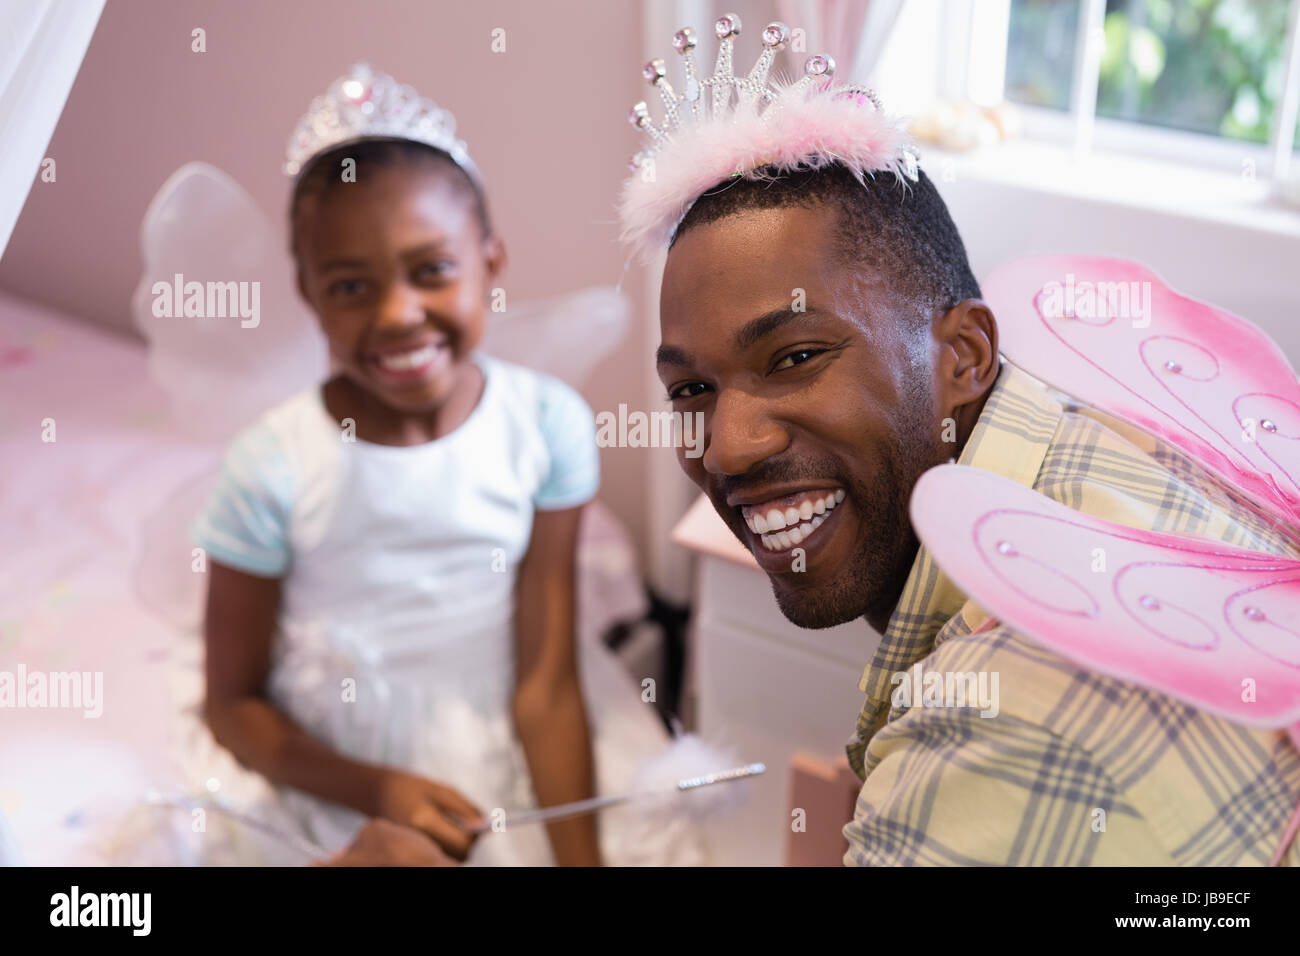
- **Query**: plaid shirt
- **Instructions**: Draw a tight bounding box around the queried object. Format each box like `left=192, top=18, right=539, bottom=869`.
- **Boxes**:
left=843, top=362, right=1300, bottom=866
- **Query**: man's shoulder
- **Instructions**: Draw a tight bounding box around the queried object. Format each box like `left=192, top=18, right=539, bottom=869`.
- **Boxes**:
left=922, top=607, right=1151, bottom=731
left=917, top=598, right=1284, bottom=782
left=887, top=607, right=1232, bottom=780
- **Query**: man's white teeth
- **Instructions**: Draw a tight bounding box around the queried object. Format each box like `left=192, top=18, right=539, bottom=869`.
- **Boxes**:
left=376, top=344, right=440, bottom=370
left=743, top=489, right=844, bottom=548
left=760, top=513, right=826, bottom=551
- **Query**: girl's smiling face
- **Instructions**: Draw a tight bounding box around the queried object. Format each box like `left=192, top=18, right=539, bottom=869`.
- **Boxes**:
left=293, top=158, right=503, bottom=415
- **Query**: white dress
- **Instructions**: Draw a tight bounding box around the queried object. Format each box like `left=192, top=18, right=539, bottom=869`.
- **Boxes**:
left=183, top=354, right=704, bottom=866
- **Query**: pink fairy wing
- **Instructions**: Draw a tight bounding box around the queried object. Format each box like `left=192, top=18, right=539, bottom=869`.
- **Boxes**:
left=983, top=255, right=1300, bottom=534
left=910, top=464, right=1300, bottom=728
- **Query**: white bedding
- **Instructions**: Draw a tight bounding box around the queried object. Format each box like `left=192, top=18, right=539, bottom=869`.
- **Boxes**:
left=0, top=291, right=221, bottom=864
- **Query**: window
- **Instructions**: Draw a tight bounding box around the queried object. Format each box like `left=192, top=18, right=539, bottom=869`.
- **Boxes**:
left=1095, top=0, right=1291, bottom=143
left=995, top=0, right=1300, bottom=179
left=1005, top=0, right=1081, bottom=110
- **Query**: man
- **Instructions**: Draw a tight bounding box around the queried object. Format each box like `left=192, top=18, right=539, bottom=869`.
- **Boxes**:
left=630, top=23, right=1300, bottom=865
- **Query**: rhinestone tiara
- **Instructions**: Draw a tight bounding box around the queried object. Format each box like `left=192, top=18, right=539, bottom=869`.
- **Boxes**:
left=283, top=62, right=480, bottom=183
left=620, top=15, right=919, bottom=258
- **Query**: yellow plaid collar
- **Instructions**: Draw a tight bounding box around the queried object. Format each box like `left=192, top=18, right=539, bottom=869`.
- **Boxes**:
left=852, top=363, right=1063, bottom=730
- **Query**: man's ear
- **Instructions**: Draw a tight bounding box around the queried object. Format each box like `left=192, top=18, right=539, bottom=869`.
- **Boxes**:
left=934, top=298, right=999, bottom=417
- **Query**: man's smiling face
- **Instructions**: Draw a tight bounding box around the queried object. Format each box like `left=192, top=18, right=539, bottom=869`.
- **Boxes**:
left=659, top=201, right=948, bottom=630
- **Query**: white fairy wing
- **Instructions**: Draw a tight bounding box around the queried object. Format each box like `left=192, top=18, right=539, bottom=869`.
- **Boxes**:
left=910, top=464, right=1300, bottom=730
left=131, top=162, right=329, bottom=441
left=478, top=285, right=629, bottom=388
left=130, top=162, right=327, bottom=631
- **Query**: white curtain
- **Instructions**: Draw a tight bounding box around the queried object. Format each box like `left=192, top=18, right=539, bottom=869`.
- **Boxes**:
left=776, top=0, right=904, bottom=84
left=0, top=0, right=105, bottom=258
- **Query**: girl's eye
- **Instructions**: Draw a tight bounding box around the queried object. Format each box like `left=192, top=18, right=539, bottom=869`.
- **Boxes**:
left=328, top=278, right=370, bottom=298
left=668, top=382, right=709, bottom=400
left=415, top=261, right=453, bottom=281
left=773, top=348, right=824, bottom=372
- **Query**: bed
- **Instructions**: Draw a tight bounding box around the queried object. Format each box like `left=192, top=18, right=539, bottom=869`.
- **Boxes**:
left=0, top=288, right=653, bottom=865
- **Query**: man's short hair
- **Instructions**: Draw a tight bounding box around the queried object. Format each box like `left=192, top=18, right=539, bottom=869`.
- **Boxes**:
left=670, top=165, right=981, bottom=323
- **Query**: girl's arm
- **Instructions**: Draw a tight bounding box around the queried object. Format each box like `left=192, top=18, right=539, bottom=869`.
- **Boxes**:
left=202, top=561, right=482, bottom=858
left=512, top=505, right=602, bottom=866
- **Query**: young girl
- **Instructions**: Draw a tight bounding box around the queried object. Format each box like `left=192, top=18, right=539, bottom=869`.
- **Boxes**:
left=193, top=65, right=699, bottom=866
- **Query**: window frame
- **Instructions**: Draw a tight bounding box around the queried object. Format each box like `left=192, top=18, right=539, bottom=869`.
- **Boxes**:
left=961, top=0, right=1300, bottom=183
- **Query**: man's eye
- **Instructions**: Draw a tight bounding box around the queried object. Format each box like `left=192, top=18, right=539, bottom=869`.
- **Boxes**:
left=773, top=348, right=824, bottom=371
left=328, top=278, right=370, bottom=298
left=667, top=382, right=709, bottom=400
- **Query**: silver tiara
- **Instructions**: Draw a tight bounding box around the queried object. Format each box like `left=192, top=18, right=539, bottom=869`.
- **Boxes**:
left=283, top=62, right=480, bottom=182
left=619, top=15, right=919, bottom=257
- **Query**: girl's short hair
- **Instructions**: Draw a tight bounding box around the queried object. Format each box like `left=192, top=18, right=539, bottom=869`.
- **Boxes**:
left=289, top=137, right=492, bottom=256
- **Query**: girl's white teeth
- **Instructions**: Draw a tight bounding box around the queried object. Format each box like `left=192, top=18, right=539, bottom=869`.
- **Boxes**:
left=376, top=345, right=439, bottom=370
left=745, top=490, right=842, bottom=536
left=759, top=512, right=828, bottom=552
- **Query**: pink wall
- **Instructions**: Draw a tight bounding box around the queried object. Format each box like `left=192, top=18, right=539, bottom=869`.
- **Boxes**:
left=0, top=0, right=657, bottom=563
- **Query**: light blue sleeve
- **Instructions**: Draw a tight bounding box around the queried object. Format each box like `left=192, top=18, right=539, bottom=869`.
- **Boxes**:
left=192, top=422, right=294, bottom=577
left=534, top=376, right=600, bottom=510
left=0, top=805, right=22, bottom=866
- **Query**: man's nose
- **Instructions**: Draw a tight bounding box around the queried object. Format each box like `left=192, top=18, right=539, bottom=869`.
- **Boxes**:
left=701, top=389, right=788, bottom=477
left=376, top=280, right=425, bottom=330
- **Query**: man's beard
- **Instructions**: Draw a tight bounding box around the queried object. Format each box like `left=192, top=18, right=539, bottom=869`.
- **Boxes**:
left=767, top=444, right=925, bottom=630
left=758, top=384, right=940, bottom=631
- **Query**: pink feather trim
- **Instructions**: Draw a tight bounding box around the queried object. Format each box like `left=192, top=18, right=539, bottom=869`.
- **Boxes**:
left=619, top=80, right=916, bottom=258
